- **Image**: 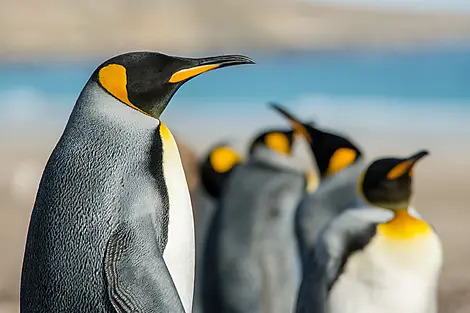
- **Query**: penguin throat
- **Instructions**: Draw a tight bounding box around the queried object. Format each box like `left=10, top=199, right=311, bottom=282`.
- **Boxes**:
left=250, top=146, right=303, bottom=173
left=377, top=208, right=431, bottom=240
left=372, top=200, right=410, bottom=211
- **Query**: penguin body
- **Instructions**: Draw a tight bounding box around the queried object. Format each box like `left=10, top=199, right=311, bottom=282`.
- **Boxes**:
left=269, top=103, right=365, bottom=269
left=202, top=128, right=309, bottom=313
left=193, top=143, right=242, bottom=313
left=295, top=150, right=443, bottom=313
left=20, top=52, right=254, bottom=313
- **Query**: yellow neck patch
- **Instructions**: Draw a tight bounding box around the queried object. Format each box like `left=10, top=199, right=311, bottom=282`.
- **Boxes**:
left=305, top=170, right=319, bottom=193
left=159, top=121, right=174, bottom=143
left=209, top=147, right=241, bottom=173
left=387, top=159, right=414, bottom=180
left=378, top=209, right=431, bottom=240
left=326, top=148, right=357, bottom=176
left=98, top=64, right=149, bottom=116
left=169, top=64, right=220, bottom=83
left=265, top=132, right=290, bottom=156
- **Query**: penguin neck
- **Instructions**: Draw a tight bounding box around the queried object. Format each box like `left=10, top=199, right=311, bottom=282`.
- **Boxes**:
left=372, top=201, right=411, bottom=211
left=249, top=146, right=304, bottom=173
left=73, top=81, right=160, bottom=137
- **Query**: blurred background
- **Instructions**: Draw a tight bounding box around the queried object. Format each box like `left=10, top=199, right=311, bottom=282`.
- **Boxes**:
left=1, top=0, right=470, bottom=312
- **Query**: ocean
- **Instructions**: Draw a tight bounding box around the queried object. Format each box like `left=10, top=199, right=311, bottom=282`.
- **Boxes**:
left=1, top=47, right=470, bottom=153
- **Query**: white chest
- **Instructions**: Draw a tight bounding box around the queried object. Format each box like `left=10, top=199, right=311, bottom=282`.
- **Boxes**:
left=160, top=124, right=195, bottom=313
left=328, top=232, right=442, bottom=313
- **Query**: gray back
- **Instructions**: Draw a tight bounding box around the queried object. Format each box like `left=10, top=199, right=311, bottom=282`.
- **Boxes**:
left=213, top=148, right=306, bottom=313
left=296, top=160, right=366, bottom=269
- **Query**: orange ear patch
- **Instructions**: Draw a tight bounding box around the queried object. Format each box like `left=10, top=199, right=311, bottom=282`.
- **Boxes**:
left=326, top=148, right=357, bottom=176
left=209, top=147, right=242, bottom=173
left=98, top=64, right=148, bottom=115
left=99, top=64, right=131, bottom=105
left=265, top=132, right=290, bottom=155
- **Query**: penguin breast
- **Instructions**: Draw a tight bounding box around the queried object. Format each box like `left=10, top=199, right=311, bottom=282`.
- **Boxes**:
left=160, top=123, right=195, bottom=313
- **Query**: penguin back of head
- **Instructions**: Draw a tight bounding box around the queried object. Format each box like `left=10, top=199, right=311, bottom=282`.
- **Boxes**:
left=200, top=143, right=243, bottom=199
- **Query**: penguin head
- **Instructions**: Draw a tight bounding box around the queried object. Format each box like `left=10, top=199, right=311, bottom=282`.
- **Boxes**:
left=200, top=143, right=242, bottom=199
left=360, top=150, right=429, bottom=210
left=249, top=128, right=298, bottom=157
left=91, top=52, right=254, bottom=119
left=269, top=102, right=362, bottom=178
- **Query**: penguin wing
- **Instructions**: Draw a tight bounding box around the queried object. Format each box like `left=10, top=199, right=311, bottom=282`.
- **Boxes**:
left=295, top=207, right=393, bottom=313
left=104, top=220, right=185, bottom=313
left=295, top=192, right=333, bottom=266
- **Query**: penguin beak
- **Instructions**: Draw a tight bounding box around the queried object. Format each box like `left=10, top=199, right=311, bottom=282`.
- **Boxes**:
left=407, top=150, right=430, bottom=163
left=268, top=102, right=313, bottom=143
left=386, top=150, right=429, bottom=180
left=168, top=55, right=255, bottom=83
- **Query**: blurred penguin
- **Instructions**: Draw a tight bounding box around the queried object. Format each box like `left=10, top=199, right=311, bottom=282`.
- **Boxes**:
left=296, top=150, right=443, bottom=313
left=202, top=124, right=313, bottom=313
left=269, top=103, right=365, bottom=270
left=193, top=142, right=242, bottom=313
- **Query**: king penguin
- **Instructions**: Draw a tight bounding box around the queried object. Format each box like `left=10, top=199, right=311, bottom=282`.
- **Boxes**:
left=269, top=103, right=365, bottom=270
left=295, top=150, right=443, bottom=313
left=20, top=51, right=254, bottom=313
left=202, top=124, right=313, bottom=313
left=193, top=142, right=242, bottom=313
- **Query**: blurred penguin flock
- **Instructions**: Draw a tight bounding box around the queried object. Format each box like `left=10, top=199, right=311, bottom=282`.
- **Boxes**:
left=2, top=0, right=470, bottom=313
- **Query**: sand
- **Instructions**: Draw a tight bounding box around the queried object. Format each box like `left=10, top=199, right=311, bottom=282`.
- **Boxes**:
left=0, top=124, right=469, bottom=313
left=3, top=0, right=470, bottom=61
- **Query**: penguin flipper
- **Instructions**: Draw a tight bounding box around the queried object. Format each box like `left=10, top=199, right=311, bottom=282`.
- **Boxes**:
left=295, top=207, right=392, bottom=313
left=104, top=221, right=185, bottom=313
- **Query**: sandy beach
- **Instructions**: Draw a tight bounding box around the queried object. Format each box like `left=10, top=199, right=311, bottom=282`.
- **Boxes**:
left=2, top=0, right=470, bottom=61
left=0, top=114, right=469, bottom=312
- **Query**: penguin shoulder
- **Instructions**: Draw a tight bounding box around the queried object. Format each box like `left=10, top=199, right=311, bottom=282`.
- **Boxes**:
left=315, top=207, right=394, bottom=283
left=296, top=206, right=392, bottom=313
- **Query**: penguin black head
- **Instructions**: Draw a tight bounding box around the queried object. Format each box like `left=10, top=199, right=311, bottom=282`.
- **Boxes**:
left=269, top=102, right=362, bottom=178
left=91, top=51, right=255, bottom=119
left=360, top=150, right=429, bottom=210
left=249, top=128, right=298, bottom=156
left=200, top=143, right=242, bottom=199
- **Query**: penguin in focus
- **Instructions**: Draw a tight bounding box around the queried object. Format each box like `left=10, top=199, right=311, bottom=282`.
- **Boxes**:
left=295, top=150, right=443, bottom=313
left=269, top=103, right=365, bottom=270
left=193, top=142, right=243, bottom=313
left=20, top=51, right=254, bottom=313
left=202, top=124, right=313, bottom=313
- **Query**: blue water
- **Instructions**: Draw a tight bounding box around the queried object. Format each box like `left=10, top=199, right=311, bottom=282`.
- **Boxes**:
left=2, top=46, right=470, bottom=143
left=1, top=48, right=470, bottom=107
